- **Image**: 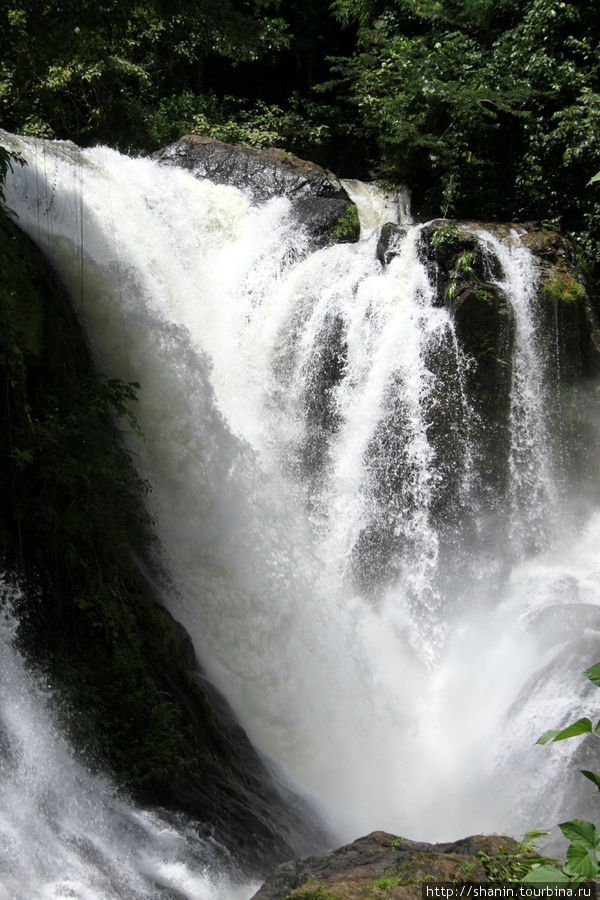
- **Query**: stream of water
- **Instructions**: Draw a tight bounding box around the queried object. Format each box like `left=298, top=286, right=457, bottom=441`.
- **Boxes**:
left=2, top=134, right=600, bottom=896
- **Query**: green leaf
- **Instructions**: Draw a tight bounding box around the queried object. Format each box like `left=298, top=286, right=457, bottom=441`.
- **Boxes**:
left=584, top=663, right=600, bottom=687
left=580, top=770, right=600, bottom=791
left=587, top=172, right=600, bottom=187
left=521, top=829, right=551, bottom=849
left=537, top=729, right=560, bottom=745
left=522, top=865, right=571, bottom=883
left=553, top=718, right=593, bottom=741
left=559, top=819, right=600, bottom=849
left=564, top=842, right=599, bottom=878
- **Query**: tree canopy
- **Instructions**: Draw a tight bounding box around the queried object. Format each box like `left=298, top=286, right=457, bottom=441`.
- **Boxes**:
left=2, top=0, right=600, bottom=275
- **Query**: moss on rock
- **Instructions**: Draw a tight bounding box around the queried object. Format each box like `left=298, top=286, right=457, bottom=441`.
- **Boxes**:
left=541, top=270, right=586, bottom=305
left=330, top=202, right=360, bottom=244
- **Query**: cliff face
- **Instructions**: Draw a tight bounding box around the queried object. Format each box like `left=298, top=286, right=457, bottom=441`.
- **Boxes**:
left=0, top=204, right=326, bottom=876
left=376, top=218, right=600, bottom=517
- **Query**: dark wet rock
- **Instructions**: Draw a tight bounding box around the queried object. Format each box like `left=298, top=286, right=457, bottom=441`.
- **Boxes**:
left=252, top=830, right=519, bottom=899
left=415, top=221, right=517, bottom=502
left=163, top=666, right=329, bottom=873
left=518, top=228, right=600, bottom=486
left=376, top=223, right=410, bottom=265
left=519, top=229, right=600, bottom=380
left=156, top=602, right=197, bottom=670
left=152, top=135, right=355, bottom=248
left=297, top=313, right=347, bottom=480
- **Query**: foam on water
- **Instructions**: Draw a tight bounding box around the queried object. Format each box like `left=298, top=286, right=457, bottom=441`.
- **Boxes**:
left=0, top=576, right=258, bottom=899
left=2, top=134, right=600, bottom=864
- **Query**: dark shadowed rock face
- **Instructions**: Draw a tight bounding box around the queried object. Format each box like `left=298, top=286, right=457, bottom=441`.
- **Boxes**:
left=520, top=229, right=600, bottom=380
left=418, top=221, right=516, bottom=503
left=374, top=217, right=600, bottom=524
left=252, top=831, right=519, bottom=899
left=153, top=596, right=329, bottom=872
left=152, top=135, right=355, bottom=248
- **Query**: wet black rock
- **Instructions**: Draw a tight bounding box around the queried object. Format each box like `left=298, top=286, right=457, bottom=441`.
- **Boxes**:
left=376, top=223, right=410, bottom=266
left=152, top=135, right=355, bottom=248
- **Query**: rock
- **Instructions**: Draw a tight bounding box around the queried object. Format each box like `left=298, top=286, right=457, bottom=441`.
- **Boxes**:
left=164, top=667, right=330, bottom=872
left=376, top=223, right=410, bottom=265
left=152, top=135, right=356, bottom=248
left=519, top=229, right=600, bottom=380
left=415, top=221, right=517, bottom=505
left=251, top=830, right=520, bottom=899
left=155, top=602, right=197, bottom=670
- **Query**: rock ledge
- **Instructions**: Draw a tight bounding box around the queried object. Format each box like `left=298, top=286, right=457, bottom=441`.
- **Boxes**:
left=252, top=830, right=519, bottom=899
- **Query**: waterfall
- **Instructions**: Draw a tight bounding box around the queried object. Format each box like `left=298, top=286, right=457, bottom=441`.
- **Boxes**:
left=341, top=180, right=412, bottom=236
left=2, top=133, right=600, bottom=884
left=0, top=575, right=259, bottom=899
left=475, top=228, right=558, bottom=547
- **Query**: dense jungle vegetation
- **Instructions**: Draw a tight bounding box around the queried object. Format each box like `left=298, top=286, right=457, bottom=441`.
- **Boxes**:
left=2, top=0, right=600, bottom=276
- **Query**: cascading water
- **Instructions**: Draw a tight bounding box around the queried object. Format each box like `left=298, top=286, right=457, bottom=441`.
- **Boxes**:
left=2, top=133, right=600, bottom=889
left=475, top=229, right=558, bottom=547
left=0, top=575, right=259, bottom=899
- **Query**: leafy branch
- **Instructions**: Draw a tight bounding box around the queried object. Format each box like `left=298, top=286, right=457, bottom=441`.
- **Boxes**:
left=525, top=664, right=600, bottom=882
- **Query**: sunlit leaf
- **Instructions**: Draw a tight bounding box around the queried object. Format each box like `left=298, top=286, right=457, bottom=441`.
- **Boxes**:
left=521, top=829, right=551, bottom=848
left=553, top=718, right=593, bottom=741
left=580, top=770, right=600, bottom=791
left=564, top=843, right=599, bottom=878
left=584, top=663, right=600, bottom=687
left=537, top=729, right=559, bottom=745
left=522, top=865, right=570, bottom=883
left=559, top=819, right=600, bottom=849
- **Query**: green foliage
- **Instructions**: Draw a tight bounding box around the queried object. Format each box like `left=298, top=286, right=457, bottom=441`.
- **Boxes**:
left=329, top=0, right=600, bottom=277
left=0, top=0, right=292, bottom=151
left=373, top=873, right=411, bottom=890
left=431, top=222, right=460, bottom=249
left=330, top=202, right=361, bottom=243
left=541, top=271, right=586, bottom=306
left=445, top=250, right=480, bottom=304
left=522, top=820, right=600, bottom=882
left=529, top=664, right=600, bottom=882
left=476, top=834, right=551, bottom=883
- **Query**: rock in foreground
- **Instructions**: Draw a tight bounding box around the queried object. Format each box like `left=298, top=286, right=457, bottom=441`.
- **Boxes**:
left=252, top=830, right=519, bottom=899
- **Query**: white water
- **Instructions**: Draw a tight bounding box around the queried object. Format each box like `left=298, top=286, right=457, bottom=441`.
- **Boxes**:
left=341, top=179, right=412, bottom=236
left=0, top=576, right=258, bottom=900
left=3, top=135, right=600, bottom=887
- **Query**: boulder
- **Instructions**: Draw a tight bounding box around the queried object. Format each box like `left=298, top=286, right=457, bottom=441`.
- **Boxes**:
left=152, top=135, right=356, bottom=248
left=251, top=830, right=520, bottom=899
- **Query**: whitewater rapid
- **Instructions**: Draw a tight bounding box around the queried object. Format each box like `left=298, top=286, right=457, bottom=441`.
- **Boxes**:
left=0, top=576, right=259, bottom=899
left=2, top=133, right=600, bottom=888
